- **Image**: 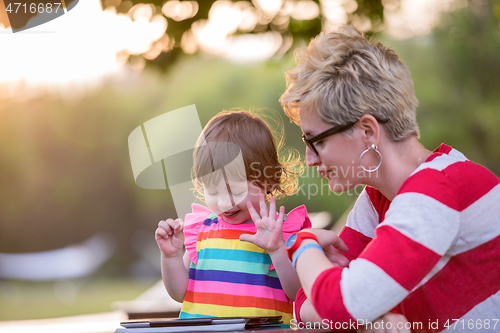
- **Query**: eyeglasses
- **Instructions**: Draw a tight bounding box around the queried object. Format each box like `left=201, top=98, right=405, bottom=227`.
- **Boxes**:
left=301, top=117, right=389, bottom=156
left=302, top=122, right=357, bottom=156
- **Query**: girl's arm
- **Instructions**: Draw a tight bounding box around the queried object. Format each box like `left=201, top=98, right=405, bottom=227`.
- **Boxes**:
left=156, top=218, right=190, bottom=302
left=267, top=242, right=301, bottom=300
left=239, top=194, right=301, bottom=300
left=159, top=250, right=190, bottom=302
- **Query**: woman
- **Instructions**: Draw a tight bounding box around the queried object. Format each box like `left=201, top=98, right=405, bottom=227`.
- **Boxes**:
left=279, top=26, right=500, bottom=333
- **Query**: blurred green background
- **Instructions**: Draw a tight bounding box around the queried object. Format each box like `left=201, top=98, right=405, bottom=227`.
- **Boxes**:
left=1, top=0, right=500, bottom=321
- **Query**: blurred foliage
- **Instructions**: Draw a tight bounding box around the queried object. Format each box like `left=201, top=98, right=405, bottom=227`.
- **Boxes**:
left=417, top=0, right=500, bottom=175
left=435, top=0, right=500, bottom=99
left=100, top=0, right=390, bottom=71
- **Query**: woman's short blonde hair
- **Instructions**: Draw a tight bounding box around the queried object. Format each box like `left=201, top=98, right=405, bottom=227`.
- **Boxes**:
left=280, top=26, right=420, bottom=141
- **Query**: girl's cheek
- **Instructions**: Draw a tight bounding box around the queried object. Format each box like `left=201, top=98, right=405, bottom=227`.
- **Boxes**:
left=204, top=196, right=216, bottom=210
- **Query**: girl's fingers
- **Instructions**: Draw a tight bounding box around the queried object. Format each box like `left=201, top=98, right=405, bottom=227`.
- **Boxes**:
left=173, top=218, right=184, bottom=234
left=259, top=193, right=268, bottom=218
left=268, top=196, right=276, bottom=221
left=239, top=233, right=254, bottom=243
left=277, top=205, right=285, bottom=223
left=155, top=227, right=168, bottom=239
left=247, top=201, right=261, bottom=222
left=168, top=218, right=182, bottom=230
left=158, top=218, right=184, bottom=237
left=158, top=221, right=173, bottom=236
left=160, top=219, right=174, bottom=232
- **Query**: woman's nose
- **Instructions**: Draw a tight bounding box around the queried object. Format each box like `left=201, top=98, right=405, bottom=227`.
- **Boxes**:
left=305, top=147, right=320, bottom=167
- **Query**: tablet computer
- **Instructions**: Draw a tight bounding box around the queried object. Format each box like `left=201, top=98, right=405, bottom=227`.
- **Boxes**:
left=120, top=316, right=282, bottom=329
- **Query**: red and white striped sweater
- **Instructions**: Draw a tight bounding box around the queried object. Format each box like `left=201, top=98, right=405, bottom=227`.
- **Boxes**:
left=297, top=144, right=500, bottom=332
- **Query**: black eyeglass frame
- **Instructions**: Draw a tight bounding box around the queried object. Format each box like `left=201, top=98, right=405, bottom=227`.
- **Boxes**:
left=302, top=116, right=389, bottom=156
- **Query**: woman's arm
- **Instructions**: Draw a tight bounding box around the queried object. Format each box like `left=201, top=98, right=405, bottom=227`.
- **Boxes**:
left=293, top=191, right=460, bottom=326
left=300, top=297, right=324, bottom=323
left=293, top=189, right=378, bottom=325
left=357, top=313, right=411, bottom=333
left=299, top=287, right=412, bottom=333
left=294, top=235, right=337, bottom=297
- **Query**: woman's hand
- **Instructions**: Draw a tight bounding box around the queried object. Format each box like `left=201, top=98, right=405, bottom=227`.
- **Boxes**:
left=155, top=218, right=185, bottom=258
left=358, top=313, right=411, bottom=333
left=239, top=194, right=285, bottom=254
left=299, top=228, right=350, bottom=268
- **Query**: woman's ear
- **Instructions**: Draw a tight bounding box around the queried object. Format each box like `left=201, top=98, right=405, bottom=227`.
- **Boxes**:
left=358, top=114, right=380, bottom=146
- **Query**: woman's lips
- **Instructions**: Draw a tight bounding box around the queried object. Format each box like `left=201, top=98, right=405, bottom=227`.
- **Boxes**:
left=319, top=167, right=338, bottom=179
left=318, top=168, right=327, bottom=178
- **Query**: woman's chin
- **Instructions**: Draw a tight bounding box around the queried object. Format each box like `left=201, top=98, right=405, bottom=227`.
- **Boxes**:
left=328, top=178, right=355, bottom=193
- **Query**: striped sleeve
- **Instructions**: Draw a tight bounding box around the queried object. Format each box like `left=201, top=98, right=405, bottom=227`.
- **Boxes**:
left=293, top=190, right=379, bottom=324
left=345, top=188, right=379, bottom=239
left=338, top=188, right=379, bottom=262
left=311, top=166, right=460, bottom=323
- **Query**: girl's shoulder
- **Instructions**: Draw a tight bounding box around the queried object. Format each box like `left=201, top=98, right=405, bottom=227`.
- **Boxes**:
left=184, top=203, right=217, bottom=227
left=184, top=204, right=217, bottom=266
left=268, top=205, right=312, bottom=271
left=283, top=205, right=312, bottom=233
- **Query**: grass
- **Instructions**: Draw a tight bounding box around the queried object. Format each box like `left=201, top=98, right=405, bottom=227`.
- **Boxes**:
left=0, top=277, right=157, bottom=321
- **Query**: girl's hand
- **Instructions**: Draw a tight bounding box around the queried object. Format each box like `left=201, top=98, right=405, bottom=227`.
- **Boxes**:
left=239, top=194, right=285, bottom=254
left=155, top=218, right=185, bottom=258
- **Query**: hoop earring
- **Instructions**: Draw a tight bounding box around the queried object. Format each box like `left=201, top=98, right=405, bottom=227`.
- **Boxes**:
left=359, top=144, right=382, bottom=173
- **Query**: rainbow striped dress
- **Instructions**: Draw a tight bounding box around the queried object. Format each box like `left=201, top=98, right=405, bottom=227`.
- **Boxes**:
left=180, top=203, right=311, bottom=326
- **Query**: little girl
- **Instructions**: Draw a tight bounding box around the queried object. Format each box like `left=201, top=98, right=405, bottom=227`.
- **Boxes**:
left=155, top=110, right=312, bottom=326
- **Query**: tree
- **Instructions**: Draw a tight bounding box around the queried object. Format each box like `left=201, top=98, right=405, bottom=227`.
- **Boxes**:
left=102, top=0, right=391, bottom=70
left=430, top=0, right=500, bottom=174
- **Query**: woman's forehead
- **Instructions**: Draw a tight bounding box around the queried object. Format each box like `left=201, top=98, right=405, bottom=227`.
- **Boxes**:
left=299, top=108, right=328, bottom=135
